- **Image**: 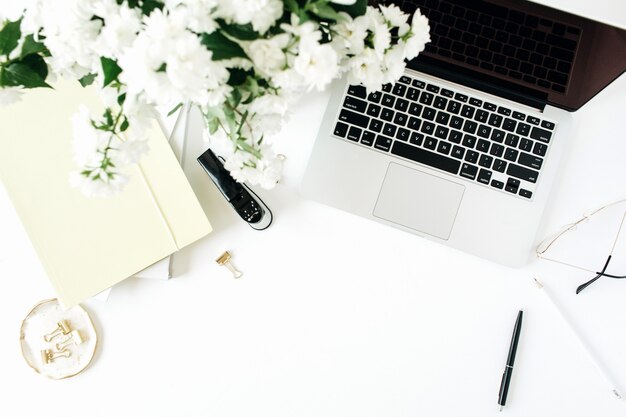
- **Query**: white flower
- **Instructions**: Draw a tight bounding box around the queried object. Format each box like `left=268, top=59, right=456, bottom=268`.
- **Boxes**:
left=382, top=45, right=406, bottom=84
left=114, top=138, right=149, bottom=164
left=247, top=34, right=290, bottom=77
left=294, top=41, right=339, bottom=91
left=70, top=170, right=128, bottom=198
left=71, top=106, right=111, bottom=167
left=402, top=9, right=431, bottom=59
left=94, top=3, right=142, bottom=57
left=217, top=0, right=283, bottom=34
left=371, top=21, right=391, bottom=58
left=329, top=0, right=356, bottom=5
left=331, top=13, right=368, bottom=56
left=0, top=0, right=30, bottom=23
left=165, top=0, right=219, bottom=34
left=0, top=87, right=24, bottom=106
left=348, top=47, right=384, bottom=92
left=380, top=5, right=407, bottom=28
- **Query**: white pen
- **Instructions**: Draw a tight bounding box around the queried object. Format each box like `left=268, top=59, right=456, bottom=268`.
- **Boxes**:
left=534, top=278, right=622, bottom=400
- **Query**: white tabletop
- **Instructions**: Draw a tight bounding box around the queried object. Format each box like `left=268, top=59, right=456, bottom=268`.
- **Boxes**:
left=1, top=2, right=626, bottom=416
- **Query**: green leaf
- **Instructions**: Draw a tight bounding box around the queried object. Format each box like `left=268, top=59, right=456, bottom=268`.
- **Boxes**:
left=167, top=102, right=183, bottom=117
left=156, top=63, right=166, bottom=72
left=120, top=118, right=129, bottom=132
left=117, top=92, right=126, bottom=106
left=229, top=88, right=242, bottom=108
left=227, top=68, right=252, bottom=87
left=217, top=20, right=258, bottom=41
left=101, top=57, right=122, bottom=87
left=141, top=0, right=164, bottom=15
left=236, top=140, right=263, bottom=159
left=200, top=31, right=248, bottom=61
left=284, top=0, right=299, bottom=13
left=0, top=62, right=50, bottom=88
left=0, top=19, right=21, bottom=56
left=20, top=34, right=49, bottom=58
left=309, top=3, right=343, bottom=21
left=20, top=54, right=48, bottom=80
left=333, top=0, right=367, bottom=17
left=79, top=73, right=97, bottom=87
left=207, top=117, right=219, bottom=135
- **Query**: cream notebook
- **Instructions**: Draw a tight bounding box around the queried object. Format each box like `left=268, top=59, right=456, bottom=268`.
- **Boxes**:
left=0, top=80, right=212, bottom=307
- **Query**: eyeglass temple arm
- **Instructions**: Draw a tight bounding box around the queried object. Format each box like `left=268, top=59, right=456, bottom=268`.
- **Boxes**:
left=576, top=255, right=612, bottom=294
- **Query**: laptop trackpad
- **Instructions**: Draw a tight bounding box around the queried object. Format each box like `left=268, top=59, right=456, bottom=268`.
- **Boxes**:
left=373, top=163, right=465, bottom=240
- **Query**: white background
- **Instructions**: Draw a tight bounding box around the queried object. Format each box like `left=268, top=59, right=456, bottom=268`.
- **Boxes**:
left=1, top=1, right=625, bottom=416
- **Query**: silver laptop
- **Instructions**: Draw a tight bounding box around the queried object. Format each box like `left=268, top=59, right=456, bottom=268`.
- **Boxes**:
left=302, top=0, right=626, bottom=267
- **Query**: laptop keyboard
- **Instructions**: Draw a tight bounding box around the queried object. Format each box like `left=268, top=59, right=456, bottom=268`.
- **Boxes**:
left=332, top=74, right=557, bottom=200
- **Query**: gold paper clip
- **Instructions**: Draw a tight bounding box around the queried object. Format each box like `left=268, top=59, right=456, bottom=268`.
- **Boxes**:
left=41, top=348, right=71, bottom=365
left=56, top=330, right=85, bottom=351
left=43, top=320, right=72, bottom=342
left=216, top=251, right=243, bottom=278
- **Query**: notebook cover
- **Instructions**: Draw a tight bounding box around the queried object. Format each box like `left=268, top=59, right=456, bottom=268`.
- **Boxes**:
left=0, top=79, right=212, bottom=307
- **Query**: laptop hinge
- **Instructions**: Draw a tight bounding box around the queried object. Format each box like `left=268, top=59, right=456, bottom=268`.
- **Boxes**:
left=409, top=56, right=548, bottom=112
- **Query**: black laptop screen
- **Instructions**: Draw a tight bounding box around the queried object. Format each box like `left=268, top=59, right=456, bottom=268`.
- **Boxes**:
left=376, top=0, right=626, bottom=111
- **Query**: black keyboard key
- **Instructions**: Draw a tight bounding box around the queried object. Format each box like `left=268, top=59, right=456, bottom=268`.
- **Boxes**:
left=519, top=138, right=533, bottom=152
left=391, top=141, right=461, bottom=175
left=399, top=76, right=412, bottom=84
left=449, top=130, right=463, bottom=144
left=465, top=150, right=479, bottom=163
left=361, top=131, right=375, bottom=146
left=347, top=85, right=366, bottom=98
left=419, top=92, right=434, bottom=106
left=504, top=147, right=519, bottom=161
left=369, top=119, right=383, bottom=133
left=366, top=103, right=381, bottom=118
left=533, top=142, right=548, bottom=156
left=505, top=134, right=520, bottom=147
left=375, top=135, right=393, bottom=151
left=382, top=84, right=392, bottom=92
left=502, top=118, right=517, bottom=132
left=382, top=94, right=395, bottom=107
left=347, top=126, right=362, bottom=141
left=519, top=189, right=533, bottom=199
left=479, top=154, right=493, bottom=168
left=421, top=121, right=435, bottom=135
left=461, top=105, right=475, bottom=119
left=339, top=109, right=369, bottom=128
left=470, top=98, right=483, bottom=106
left=490, top=143, right=505, bottom=157
left=441, top=88, right=454, bottom=98
left=412, top=79, right=425, bottom=89
left=505, top=177, right=520, bottom=193
left=368, top=91, right=382, bottom=103
left=493, top=158, right=507, bottom=172
left=383, top=123, right=397, bottom=137
left=334, top=122, right=348, bottom=137
left=512, top=111, right=525, bottom=121
left=424, top=136, right=438, bottom=150
left=451, top=145, right=465, bottom=159
left=491, top=129, right=505, bottom=143
left=447, top=101, right=461, bottom=114
left=484, top=102, right=497, bottom=111
left=406, top=87, right=420, bottom=101
left=437, top=141, right=451, bottom=155
left=527, top=116, right=540, bottom=125
left=462, top=134, right=477, bottom=148
left=409, top=103, right=422, bottom=116
left=408, top=116, right=421, bottom=131
left=507, top=163, right=539, bottom=183
left=477, top=125, right=492, bottom=138
left=422, top=107, right=437, bottom=120
left=435, top=126, right=449, bottom=139
left=396, top=128, right=410, bottom=141
left=516, top=122, right=531, bottom=136
left=436, top=111, right=450, bottom=125
left=477, top=168, right=492, bottom=184
left=395, top=98, right=409, bottom=112
left=410, top=132, right=424, bottom=146
left=519, top=152, right=543, bottom=169
left=497, top=107, right=512, bottom=116
left=463, top=120, right=478, bottom=134
left=475, top=109, right=489, bottom=123
left=392, top=83, right=407, bottom=97
left=460, top=163, right=479, bottom=180
left=450, top=116, right=463, bottom=130
left=488, top=113, right=503, bottom=127
left=393, top=112, right=408, bottom=126
left=427, top=84, right=440, bottom=93
left=477, top=139, right=490, bottom=152
left=434, top=96, right=448, bottom=110
left=530, top=126, right=552, bottom=143
left=541, top=120, right=555, bottom=130
left=381, top=108, right=394, bottom=121
left=454, top=93, right=468, bottom=102
left=491, top=179, right=504, bottom=189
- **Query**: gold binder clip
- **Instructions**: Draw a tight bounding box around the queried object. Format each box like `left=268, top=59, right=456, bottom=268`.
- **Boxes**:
left=216, top=251, right=243, bottom=278
left=43, top=320, right=71, bottom=342
left=56, top=330, right=85, bottom=351
left=41, top=348, right=71, bottom=365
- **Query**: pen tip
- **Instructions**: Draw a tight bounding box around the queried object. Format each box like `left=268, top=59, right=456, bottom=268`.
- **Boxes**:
left=613, top=389, right=622, bottom=399
left=533, top=278, right=543, bottom=289
left=499, top=405, right=503, bottom=412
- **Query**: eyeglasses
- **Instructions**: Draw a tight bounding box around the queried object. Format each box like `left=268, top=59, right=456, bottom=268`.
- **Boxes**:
left=536, top=199, right=626, bottom=294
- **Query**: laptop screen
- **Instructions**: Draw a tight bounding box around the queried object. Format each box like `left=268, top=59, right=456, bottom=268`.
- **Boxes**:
left=376, top=0, right=626, bottom=111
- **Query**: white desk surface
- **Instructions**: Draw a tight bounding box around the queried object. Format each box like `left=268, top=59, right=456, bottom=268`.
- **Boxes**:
left=1, top=3, right=626, bottom=416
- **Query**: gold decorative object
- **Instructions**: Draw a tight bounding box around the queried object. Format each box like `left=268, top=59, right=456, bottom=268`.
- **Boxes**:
left=56, top=330, right=85, bottom=351
left=20, top=299, right=98, bottom=379
left=41, top=348, right=71, bottom=365
left=216, top=251, right=243, bottom=278
left=43, top=320, right=71, bottom=342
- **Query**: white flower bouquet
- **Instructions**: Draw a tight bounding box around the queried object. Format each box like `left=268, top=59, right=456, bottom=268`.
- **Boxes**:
left=0, top=0, right=430, bottom=196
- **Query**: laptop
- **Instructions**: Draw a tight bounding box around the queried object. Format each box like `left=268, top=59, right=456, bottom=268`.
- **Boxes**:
left=301, top=0, right=626, bottom=267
